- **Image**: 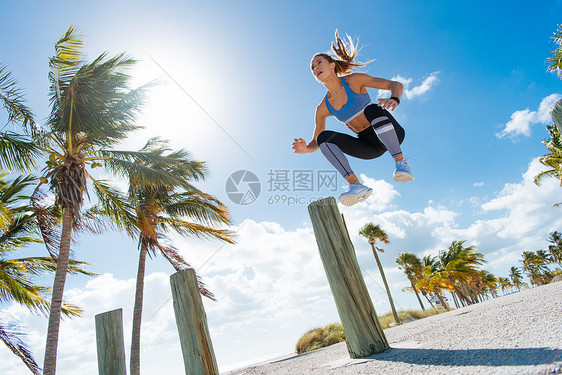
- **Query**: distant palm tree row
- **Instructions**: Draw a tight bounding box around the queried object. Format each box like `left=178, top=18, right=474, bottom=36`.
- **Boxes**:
left=1, top=27, right=234, bottom=374
left=394, top=232, right=562, bottom=311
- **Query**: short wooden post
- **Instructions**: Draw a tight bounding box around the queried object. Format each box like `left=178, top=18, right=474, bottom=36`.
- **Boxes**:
left=308, top=197, right=389, bottom=358
left=170, top=268, right=218, bottom=375
left=95, top=308, right=127, bottom=375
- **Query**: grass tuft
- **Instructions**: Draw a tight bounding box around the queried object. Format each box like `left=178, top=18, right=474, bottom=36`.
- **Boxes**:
left=295, top=323, right=345, bottom=354
left=378, top=307, right=447, bottom=329
left=295, top=307, right=447, bottom=354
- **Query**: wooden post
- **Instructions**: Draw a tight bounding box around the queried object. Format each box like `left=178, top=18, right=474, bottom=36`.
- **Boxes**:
left=170, top=268, right=218, bottom=375
left=308, top=197, right=389, bottom=358
left=95, top=308, right=127, bottom=375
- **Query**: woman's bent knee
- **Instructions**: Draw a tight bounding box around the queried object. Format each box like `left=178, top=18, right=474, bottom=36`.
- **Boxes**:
left=316, top=130, right=335, bottom=145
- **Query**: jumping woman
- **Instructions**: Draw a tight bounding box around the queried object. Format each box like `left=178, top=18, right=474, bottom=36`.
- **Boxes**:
left=292, top=32, right=414, bottom=206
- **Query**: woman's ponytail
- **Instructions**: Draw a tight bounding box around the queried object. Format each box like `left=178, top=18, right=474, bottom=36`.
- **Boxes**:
left=329, top=30, right=372, bottom=75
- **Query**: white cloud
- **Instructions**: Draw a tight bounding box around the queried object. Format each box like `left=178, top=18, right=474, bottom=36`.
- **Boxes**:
left=498, top=109, right=536, bottom=138
left=377, top=72, right=439, bottom=100
left=403, top=72, right=440, bottom=99
left=358, top=173, right=400, bottom=211
left=497, top=93, right=562, bottom=139
left=3, top=159, right=562, bottom=374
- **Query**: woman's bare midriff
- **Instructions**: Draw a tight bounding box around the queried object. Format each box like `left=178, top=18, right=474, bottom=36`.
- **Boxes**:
left=344, top=113, right=371, bottom=134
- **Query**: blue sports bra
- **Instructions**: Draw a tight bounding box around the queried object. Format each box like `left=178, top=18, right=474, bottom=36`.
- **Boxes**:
left=324, top=76, right=372, bottom=124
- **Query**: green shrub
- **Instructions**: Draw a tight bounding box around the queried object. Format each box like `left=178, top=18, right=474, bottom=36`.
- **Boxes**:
left=295, top=323, right=345, bottom=354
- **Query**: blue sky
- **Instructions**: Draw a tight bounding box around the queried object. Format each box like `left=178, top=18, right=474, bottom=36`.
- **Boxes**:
left=1, top=1, right=562, bottom=373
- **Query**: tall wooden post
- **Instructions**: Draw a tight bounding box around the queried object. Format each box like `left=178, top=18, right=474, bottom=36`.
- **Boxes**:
left=170, top=268, right=219, bottom=375
left=308, top=197, right=389, bottom=358
left=95, top=308, right=127, bottom=375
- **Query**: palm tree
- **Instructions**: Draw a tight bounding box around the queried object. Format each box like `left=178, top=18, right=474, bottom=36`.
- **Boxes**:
left=93, top=138, right=235, bottom=375
left=536, top=250, right=554, bottom=283
left=395, top=252, right=425, bottom=310
left=547, top=231, right=562, bottom=267
left=0, top=174, right=91, bottom=374
left=415, top=261, right=450, bottom=311
left=521, top=251, right=550, bottom=286
left=445, top=241, right=486, bottom=306
left=496, top=277, right=512, bottom=295
left=31, top=27, right=170, bottom=374
left=359, top=223, right=399, bottom=324
left=509, top=266, right=523, bottom=291
left=417, top=255, right=439, bottom=308
left=479, top=270, right=498, bottom=299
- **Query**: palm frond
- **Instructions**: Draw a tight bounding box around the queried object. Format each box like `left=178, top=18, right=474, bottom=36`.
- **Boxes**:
left=0, top=133, right=39, bottom=172
left=0, top=264, right=50, bottom=315
left=48, top=26, right=84, bottom=111
left=0, top=257, right=90, bottom=318
left=30, top=192, right=62, bottom=259
left=0, top=63, right=37, bottom=133
left=547, top=24, right=562, bottom=78
left=48, top=52, right=144, bottom=144
left=534, top=169, right=560, bottom=186
left=0, top=174, right=36, bottom=203
left=154, top=242, right=215, bottom=300
left=101, top=149, right=206, bottom=184
left=60, top=301, right=83, bottom=318
left=89, top=179, right=138, bottom=237
left=102, top=155, right=199, bottom=190
left=158, top=218, right=235, bottom=243
left=3, top=257, right=95, bottom=277
left=0, top=323, right=41, bottom=374
left=163, top=191, right=231, bottom=227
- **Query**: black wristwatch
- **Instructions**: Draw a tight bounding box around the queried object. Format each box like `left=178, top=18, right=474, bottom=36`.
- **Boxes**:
left=390, top=96, right=401, bottom=104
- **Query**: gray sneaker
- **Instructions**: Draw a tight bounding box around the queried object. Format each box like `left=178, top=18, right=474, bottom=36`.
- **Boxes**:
left=393, top=160, right=414, bottom=183
left=339, top=183, right=373, bottom=206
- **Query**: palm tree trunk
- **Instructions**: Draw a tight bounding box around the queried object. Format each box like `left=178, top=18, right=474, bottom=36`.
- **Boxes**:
left=130, top=240, right=148, bottom=375
left=451, top=292, right=460, bottom=308
left=423, top=293, right=435, bottom=309
left=43, top=207, right=73, bottom=375
left=409, top=278, right=425, bottom=311
left=448, top=276, right=468, bottom=306
left=371, top=244, right=400, bottom=324
left=436, top=293, right=450, bottom=311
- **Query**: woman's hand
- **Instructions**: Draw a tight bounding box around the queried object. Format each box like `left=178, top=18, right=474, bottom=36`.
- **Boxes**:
left=377, top=98, right=399, bottom=111
left=292, top=138, right=308, bottom=154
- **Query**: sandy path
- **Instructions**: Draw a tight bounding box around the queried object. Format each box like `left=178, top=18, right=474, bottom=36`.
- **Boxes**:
left=226, top=281, right=562, bottom=375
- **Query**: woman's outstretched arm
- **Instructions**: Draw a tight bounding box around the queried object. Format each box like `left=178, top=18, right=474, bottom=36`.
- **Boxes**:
left=292, top=102, right=329, bottom=153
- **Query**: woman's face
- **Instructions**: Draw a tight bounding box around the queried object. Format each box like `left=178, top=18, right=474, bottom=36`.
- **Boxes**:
left=311, top=55, right=335, bottom=82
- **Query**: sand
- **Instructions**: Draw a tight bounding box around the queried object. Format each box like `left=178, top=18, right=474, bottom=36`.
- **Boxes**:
left=226, top=281, right=562, bottom=375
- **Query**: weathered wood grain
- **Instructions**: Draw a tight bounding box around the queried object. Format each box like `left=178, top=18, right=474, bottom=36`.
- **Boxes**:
left=95, top=308, right=127, bottom=375
left=170, top=268, right=219, bottom=375
left=308, top=197, right=389, bottom=358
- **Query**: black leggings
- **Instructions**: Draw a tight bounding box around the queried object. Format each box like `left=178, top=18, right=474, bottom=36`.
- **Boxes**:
left=316, top=104, right=405, bottom=177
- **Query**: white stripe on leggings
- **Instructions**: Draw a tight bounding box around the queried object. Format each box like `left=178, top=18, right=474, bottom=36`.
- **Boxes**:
left=374, top=124, right=395, bottom=134
left=371, top=116, right=389, bottom=126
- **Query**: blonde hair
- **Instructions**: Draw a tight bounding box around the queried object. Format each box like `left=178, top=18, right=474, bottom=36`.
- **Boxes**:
left=314, top=30, right=372, bottom=76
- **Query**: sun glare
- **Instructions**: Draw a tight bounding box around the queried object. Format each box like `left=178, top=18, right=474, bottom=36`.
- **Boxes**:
left=124, top=54, right=235, bottom=160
